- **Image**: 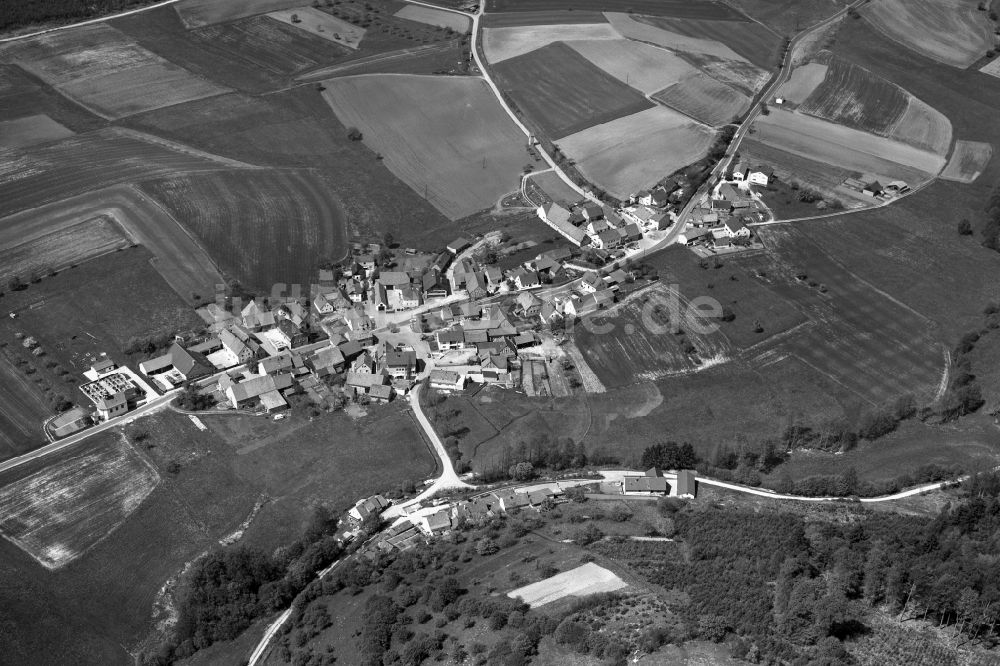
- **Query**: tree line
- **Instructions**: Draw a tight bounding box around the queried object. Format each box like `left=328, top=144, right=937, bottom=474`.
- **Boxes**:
left=1, top=0, right=155, bottom=32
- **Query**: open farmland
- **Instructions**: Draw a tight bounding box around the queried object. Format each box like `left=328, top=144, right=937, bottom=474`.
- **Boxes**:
left=648, top=17, right=782, bottom=69
left=492, top=42, right=652, bottom=139
left=482, top=10, right=607, bottom=27
left=322, top=75, right=526, bottom=220
left=572, top=284, right=735, bottom=389
left=0, top=127, right=249, bottom=220
left=0, top=216, right=129, bottom=285
left=394, top=5, right=470, bottom=33
left=757, top=225, right=945, bottom=405
left=940, top=140, right=993, bottom=183
left=486, top=0, right=747, bottom=19
left=0, top=434, right=158, bottom=569
left=0, top=23, right=228, bottom=120
left=864, top=0, right=994, bottom=68
left=508, top=562, right=626, bottom=607
left=653, top=72, right=750, bottom=126
left=752, top=109, right=946, bottom=184
left=565, top=39, right=699, bottom=94
left=139, top=169, right=348, bottom=289
left=191, top=15, right=349, bottom=75
left=173, top=0, right=302, bottom=27
left=798, top=54, right=908, bottom=135
left=725, top=0, right=848, bottom=35
left=777, top=62, right=827, bottom=103
left=270, top=7, right=368, bottom=47
left=482, top=22, right=618, bottom=62
left=558, top=106, right=712, bottom=199
left=0, top=351, right=51, bottom=460
left=0, top=185, right=225, bottom=304
left=0, top=114, right=73, bottom=149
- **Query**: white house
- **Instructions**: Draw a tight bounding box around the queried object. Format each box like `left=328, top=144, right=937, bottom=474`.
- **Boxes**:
left=746, top=166, right=773, bottom=186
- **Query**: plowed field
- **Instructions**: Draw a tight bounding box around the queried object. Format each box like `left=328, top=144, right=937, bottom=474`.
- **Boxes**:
left=798, top=54, right=908, bottom=135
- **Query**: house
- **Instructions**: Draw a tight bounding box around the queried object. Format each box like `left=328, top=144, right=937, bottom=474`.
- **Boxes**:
left=447, top=237, right=472, bottom=254
left=352, top=351, right=377, bottom=374
left=484, top=266, right=504, bottom=292
left=220, top=328, right=257, bottom=365
left=623, top=469, right=669, bottom=495
left=338, top=339, right=364, bottom=361
left=436, top=328, right=466, bottom=351
left=492, top=489, right=531, bottom=512
left=349, top=495, right=390, bottom=523
left=511, top=268, right=540, bottom=290
left=730, top=160, right=747, bottom=182
left=513, top=332, right=536, bottom=348
left=417, top=508, right=452, bottom=535
left=345, top=371, right=388, bottom=395
left=531, top=255, right=561, bottom=275
left=676, top=470, right=697, bottom=498
left=280, top=302, right=308, bottom=328
left=564, top=289, right=614, bottom=317
left=606, top=269, right=630, bottom=287
left=717, top=218, right=751, bottom=239
left=620, top=223, right=642, bottom=243
left=384, top=350, right=417, bottom=379
left=747, top=166, right=773, bottom=186
left=80, top=373, right=140, bottom=421
left=368, top=384, right=393, bottom=404
left=431, top=251, right=451, bottom=274
left=378, top=271, right=411, bottom=290
left=592, top=228, right=621, bottom=250
left=678, top=227, right=712, bottom=245
left=241, top=301, right=275, bottom=331
left=538, top=300, right=563, bottom=325
left=139, top=343, right=213, bottom=381
left=398, top=285, right=422, bottom=309
left=639, top=187, right=669, bottom=207
left=429, top=369, right=465, bottom=391
left=422, top=272, right=449, bottom=299
left=579, top=271, right=603, bottom=293
left=516, top=291, right=543, bottom=317
left=258, top=353, right=294, bottom=375
left=586, top=217, right=609, bottom=236
left=465, top=270, right=488, bottom=299
left=307, top=346, right=345, bottom=376
left=582, top=203, right=604, bottom=221
left=275, top=319, right=307, bottom=349
left=528, top=488, right=555, bottom=507
left=313, top=292, right=336, bottom=315
left=223, top=373, right=293, bottom=411
left=344, top=309, right=374, bottom=332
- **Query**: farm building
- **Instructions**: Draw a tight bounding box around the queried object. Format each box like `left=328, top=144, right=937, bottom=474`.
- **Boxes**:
left=49, top=407, right=92, bottom=438
left=429, top=369, right=465, bottom=391
left=447, top=237, right=472, bottom=254
left=139, top=343, right=213, bottom=383
left=676, top=470, right=697, bottom=498
left=537, top=202, right=587, bottom=245
left=220, top=373, right=293, bottom=412
left=623, top=469, right=669, bottom=496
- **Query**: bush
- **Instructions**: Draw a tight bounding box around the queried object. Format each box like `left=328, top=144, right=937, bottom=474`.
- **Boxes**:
left=346, top=126, right=363, bottom=141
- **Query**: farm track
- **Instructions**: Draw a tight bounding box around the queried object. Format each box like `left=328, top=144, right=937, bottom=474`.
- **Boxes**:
left=295, top=42, right=459, bottom=81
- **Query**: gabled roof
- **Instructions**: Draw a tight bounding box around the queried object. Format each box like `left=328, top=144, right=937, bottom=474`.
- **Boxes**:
left=378, top=271, right=411, bottom=288
left=345, top=371, right=387, bottom=389
left=437, top=328, right=465, bottom=344
left=517, top=291, right=542, bottom=309
left=385, top=350, right=417, bottom=368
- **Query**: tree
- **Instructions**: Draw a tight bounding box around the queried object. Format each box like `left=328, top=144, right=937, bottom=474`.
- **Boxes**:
left=7, top=275, right=24, bottom=292
left=508, top=461, right=534, bottom=481
left=346, top=126, right=363, bottom=141
left=382, top=232, right=394, bottom=248
left=958, top=218, right=974, bottom=235
left=176, top=385, right=216, bottom=411
left=476, top=537, right=499, bottom=556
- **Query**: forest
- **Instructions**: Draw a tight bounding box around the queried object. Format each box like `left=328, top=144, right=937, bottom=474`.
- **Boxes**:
left=0, top=0, right=155, bottom=32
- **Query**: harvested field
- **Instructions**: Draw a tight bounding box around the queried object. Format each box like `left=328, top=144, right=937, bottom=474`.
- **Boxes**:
left=777, top=62, right=827, bottom=104
left=798, top=54, right=909, bottom=135
left=864, top=0, right=993, bottom=68
left=607, top=13, right=748, bottom=61
left=572, top=283, right=734, bottom=388
left=0, top=24, right=228, bottom=120
left=269, top=7, right=367, bottom=48
left=0, top=216, right=128, bottom=285
left=982, top=57, right=1000, bottom=78
left=648, top=17, right=782, bottom=69
left=558, top=106, right=712, bottom=199
left=174, top=0, right=302, bottom=27
left=139, top=170, right=348, bottom=289
left=492, top=42, right=653, bottom=139
left=0, top=185, right=224, bottom=304
left=482, top=10, right=607, bottom=27
left=887, top=96, right=952, bottom=155
left=0, top=114, right=73, bottom=149
left=0, top=352, right=51, bottom=460
left=191, top=15, right=349, bottom=75
left=321, top=75, right=526, bottom=220
left=0, top=434, right=158, bottom=569
left=725, top=0, right=848, bottom=35
left=487, top=0, right=746, bottom=20
left=757, top=225, right=945, bottom=405
left=528, top=170, right=581, bottom=207
left=566, top=39, right=699, bottom=94
left=395, top=5, right=470, bottom=33
left=0, top=126, right=246, bottom=224
left=482, top=23, right=618, bottom=62
left=940, top=140, right=992, bottom=183
left=508, top=562, right=626, bottom=607
left=752, top=109, right=945, bottom=183
left=653, top=72, right=749, bottom=126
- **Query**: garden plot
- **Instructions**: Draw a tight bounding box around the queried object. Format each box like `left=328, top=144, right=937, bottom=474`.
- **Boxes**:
left=482, top=22, right=618, bottom=62
left=940, top=140, right=993, bottom=183
left=558, top=106, right=712, bottom=199
left=0, top=23, right=228, bottom=119
left=565, top=39, right=699, bottom=94
left=321, top=74, right=526, bottom=220
left=508, top=562, right=626, bottom=607
left=864, top=0, right=993, bottom=68
left=269, top=7, right=366, bottom=48
left=395, top=5, right=470, bottom=33
left=0, top=434, right=159, bottom=569
left=653, top=72, right=749, bottom=126
left=0, top=114, right=73, bottom=149
left=752, top=109, right=946, bottom=184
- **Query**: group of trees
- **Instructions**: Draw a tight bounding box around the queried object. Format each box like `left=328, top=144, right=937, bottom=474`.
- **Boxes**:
left=0, top=0, right=154, bottom=32
left=639, top=441, right=698, bottom=470
left=175, top=385, right=216, bottom=411
left=477, top=435, right=605, bottom=483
